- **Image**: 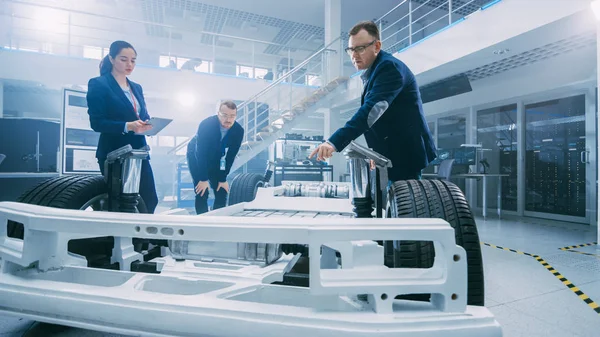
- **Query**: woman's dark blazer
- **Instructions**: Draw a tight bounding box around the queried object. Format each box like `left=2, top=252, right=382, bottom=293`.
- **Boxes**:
left=86, top=73, right=150, bottom=161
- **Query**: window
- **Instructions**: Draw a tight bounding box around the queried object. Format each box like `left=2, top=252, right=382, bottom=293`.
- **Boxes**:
left=525, top=95, right=586, bottom=217
left=176, top=137, right=189, bottom=156
left=176, top=57, right=191, bottom=69
left=19, top=47, right=38, bottom=53
left=237, top=65, right=253, bottom=78
left=254, top=67, right=268, bottom=79
left=160, top=55, right=211, bottom=72
left=41, top=42, right=53, bottom=54
left=437, top=114, right=467, bottom=192
left=477, top=104, right=518, bottom=211
left=159, top=55, right=192, bottom=69
left=5, top=45, right=38, bottom=53
left=195, top=61, right=211, bottom=73
left=159, top=55, right=176, bottom=68
left=306, top=74, right=321, bottom=86
left=147, top=137, right=159, bottom=147
left=236, top=65, right=270, bottom=79
left=83, top=46, right=103, bottom=60
left=158, top=136, right=175, bottom=147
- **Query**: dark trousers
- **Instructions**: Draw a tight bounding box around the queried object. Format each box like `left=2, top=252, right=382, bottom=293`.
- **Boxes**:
left=194, top=178, right=228, bottom=215
left=99, top=158, right=159, bottom=214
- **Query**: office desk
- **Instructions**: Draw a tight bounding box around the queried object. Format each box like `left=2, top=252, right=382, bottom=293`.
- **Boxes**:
left=423, top=173, right=509, bottom=219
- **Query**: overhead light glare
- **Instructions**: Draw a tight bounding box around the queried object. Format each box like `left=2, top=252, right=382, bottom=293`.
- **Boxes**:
left=178, top=92, right=196, bottom=107
left=592, top=0, right=600, bottom=20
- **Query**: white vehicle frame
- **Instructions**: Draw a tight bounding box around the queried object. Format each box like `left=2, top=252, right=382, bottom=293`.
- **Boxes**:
left=0, top=142, right=502, bottom=337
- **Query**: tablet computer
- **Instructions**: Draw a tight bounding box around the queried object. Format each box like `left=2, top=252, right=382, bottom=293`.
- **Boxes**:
left=138, top=117, right=173, bottom=136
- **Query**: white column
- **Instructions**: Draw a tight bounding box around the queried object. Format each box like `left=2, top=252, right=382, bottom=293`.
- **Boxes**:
left=466, top=107, right=477, bottom=210
left=272, top=60, right=280, bottom=80
left=324, top=108, right=347, bottom=181
left=325, top=0, right=342, bottom=84
left=324, top=0, right=344, bottom=180
left=517, top=100, right=526, bottom=217
left=596, top=17, right=600, bottom=241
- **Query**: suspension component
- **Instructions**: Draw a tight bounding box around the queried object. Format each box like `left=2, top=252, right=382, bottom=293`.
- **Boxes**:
left=263, top=160, right=275, bottom=184
left=342, top=141, right=393, bottom=219
left=282, top=182, right=350, bottom=199
left=347, top=157, right=373, bottom=218
left=118, top=193, right=141, bottom=213
left=352, top=197, right=374, bottom=218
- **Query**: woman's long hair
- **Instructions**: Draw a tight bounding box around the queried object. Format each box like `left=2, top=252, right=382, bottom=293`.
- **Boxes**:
left=99, top=40, right=137, bottom=76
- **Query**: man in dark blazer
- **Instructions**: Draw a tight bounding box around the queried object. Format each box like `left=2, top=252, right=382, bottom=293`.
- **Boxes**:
left=310, top=21, right=436, bottom=182
left=188, top=100, right=244, bottom=214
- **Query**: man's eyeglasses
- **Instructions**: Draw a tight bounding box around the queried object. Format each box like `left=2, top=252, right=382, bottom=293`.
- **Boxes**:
left=218, top=112, right=237, bottom=120
left=345, top=40, right=377, bottom=56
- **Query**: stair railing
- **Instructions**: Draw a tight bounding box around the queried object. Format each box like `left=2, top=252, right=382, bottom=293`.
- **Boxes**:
left=168, top=35, right=344, bottom=155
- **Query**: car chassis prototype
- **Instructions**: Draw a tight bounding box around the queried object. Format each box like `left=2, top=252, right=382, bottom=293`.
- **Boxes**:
left=0, top=142, right=502, bottom=337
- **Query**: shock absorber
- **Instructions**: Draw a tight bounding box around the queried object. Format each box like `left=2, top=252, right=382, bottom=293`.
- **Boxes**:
left=117, top=154, right=144, bottom=213
left=342, top=141, right=392, bottom=219
left=106, top=145, right=147, bottom=213
left=263, top=160, right=275, bottom=184
left=105, top=145, right=162, bottom=272
left=348, top=158, right=373, bottom=218
left=118, top=194, right=140, bottom=213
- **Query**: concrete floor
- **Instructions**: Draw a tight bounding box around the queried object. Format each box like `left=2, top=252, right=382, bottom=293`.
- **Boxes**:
left=478, top=215, right=600, bottom=337
left=1, top=215, right=599, bottom=337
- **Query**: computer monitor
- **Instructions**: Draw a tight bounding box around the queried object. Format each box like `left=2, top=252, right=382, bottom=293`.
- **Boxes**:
left=430, top=147, right=476, bottom=166
left=453, top=147, right=477, bottom=165
left=431, top=148, right=453, bottom=165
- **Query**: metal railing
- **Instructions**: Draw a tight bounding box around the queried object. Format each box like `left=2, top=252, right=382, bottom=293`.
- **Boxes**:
left=1, top=0, right=502, bottom=77
left=2, top=0, right=504, bottom=165
left=169, top=34, right=349, bottom=155
left=373, top=0, right=502, bottom=53
left=0, top=0, right=318, bottom=77
left=167, top=0, right=503, bottom=156
left=235, top=41, right=334, bottom=144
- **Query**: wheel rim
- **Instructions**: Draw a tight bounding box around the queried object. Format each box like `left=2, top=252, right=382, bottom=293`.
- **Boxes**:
left=253, top=181, right=265, bottom=199
left=79, top=193, right=109, bottom=211
left=386, top=188, right=398, bottom=218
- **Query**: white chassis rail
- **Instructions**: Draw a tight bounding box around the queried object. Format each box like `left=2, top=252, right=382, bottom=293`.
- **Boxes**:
left=0, top=187, right=502, bottom=337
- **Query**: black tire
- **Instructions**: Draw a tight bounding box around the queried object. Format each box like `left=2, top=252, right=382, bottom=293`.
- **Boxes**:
left=386, top=179, right=485, bottom=306
left=228, top=173, right=265, bottom=205
left=6, top=175, right=147, bottom=268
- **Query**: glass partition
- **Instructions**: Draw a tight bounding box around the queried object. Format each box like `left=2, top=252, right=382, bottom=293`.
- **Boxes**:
left=525, top=95, right=586, bottom=217
left=423, top=120, right=436, bottom=174
left=437, top=114, right=466, bottom=192
left=477, top=104, right=518, bottom=211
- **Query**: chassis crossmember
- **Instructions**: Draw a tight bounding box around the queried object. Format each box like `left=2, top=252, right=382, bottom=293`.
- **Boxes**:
left=0, top=188, right=501, bottom=337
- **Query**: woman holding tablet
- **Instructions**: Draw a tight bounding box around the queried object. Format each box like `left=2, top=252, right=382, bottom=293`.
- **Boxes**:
left=86, top=40, right=158, bottom=213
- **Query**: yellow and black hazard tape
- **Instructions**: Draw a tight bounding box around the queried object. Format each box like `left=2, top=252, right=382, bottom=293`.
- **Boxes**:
left=481, top=242, right=600, bottom=314
left=532, top=255, right=600, bottom=314
left=481, top=242, right=532, bottom=256
left=559, top=242, right=597, bottom=251
left=564, top=249, right=600, bottom=259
